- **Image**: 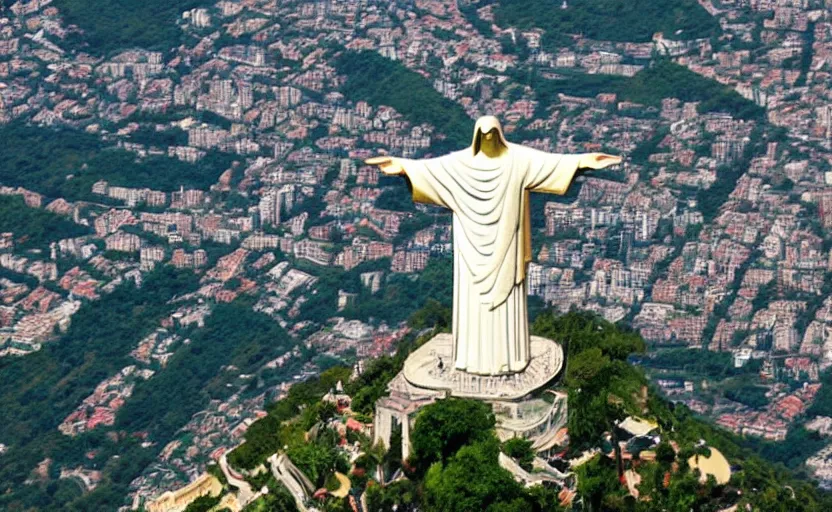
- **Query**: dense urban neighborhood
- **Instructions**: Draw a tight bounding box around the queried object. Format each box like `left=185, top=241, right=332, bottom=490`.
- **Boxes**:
left=2, top=0, right=832, bottom=509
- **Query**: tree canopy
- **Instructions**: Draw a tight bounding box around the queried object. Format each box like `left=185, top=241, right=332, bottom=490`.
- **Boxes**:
left=0, top=123, right=235, bottom=202
left=0, top=195, right=90, bottom=250
left=54, top=0, right=205, bottom=55
left=422, top=437, right=529, bottom=512
left=222, top=309, right=832, bottom=512
left=335, top=50, right=473, bottom=152
left=409, top=398, right=496, bottom=474
left=529, top=61, right=764, bottom=122
left=495, top=0, right=720, bottom=49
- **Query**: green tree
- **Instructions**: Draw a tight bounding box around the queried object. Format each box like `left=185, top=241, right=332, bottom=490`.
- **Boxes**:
left=422, top=438, right=526, bottom=512
left=409, top=398, right=495, bottom=473
left=496, top=0, right=719, bottom=49
left=183, top=494, right=221, bottom=512
left=407, top=299, right=451, bottom=331
left=364, top=479, right=419, bottom=512
left=287, top=438, right=342, bottom=488
left=335, top=51, right=472, bottom=152
left=54, top=0, right=204, bottom=55
left=502, top=437, right=535, bottom=472
left=575, top=455, right=627, bottom=511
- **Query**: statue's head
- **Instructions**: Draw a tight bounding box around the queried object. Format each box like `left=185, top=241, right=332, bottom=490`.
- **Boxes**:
left=472, top=116, right=508, bottom=156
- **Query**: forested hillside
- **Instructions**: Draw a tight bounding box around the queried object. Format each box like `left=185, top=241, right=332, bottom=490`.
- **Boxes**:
left=224, top=310, right=832, bottom=512
left=495, top=0, right=720, bottom=48
left=53, top=0, right=205, bottom=55
left=336, top=50, right=473, bottom=151
left=0, top=195, right=90, bottom=250
left=0, top=123, right=235, bottom=202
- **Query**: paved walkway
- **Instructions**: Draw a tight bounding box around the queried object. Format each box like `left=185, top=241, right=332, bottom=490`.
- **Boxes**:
left=220, top=453, right=257, bottom=507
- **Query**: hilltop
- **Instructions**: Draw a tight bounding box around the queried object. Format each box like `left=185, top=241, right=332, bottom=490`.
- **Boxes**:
left=202, top=311, right=832, bottom=512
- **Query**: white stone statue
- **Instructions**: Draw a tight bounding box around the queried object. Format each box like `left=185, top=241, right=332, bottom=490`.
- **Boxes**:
left=367, top=116, right=622, bottom=376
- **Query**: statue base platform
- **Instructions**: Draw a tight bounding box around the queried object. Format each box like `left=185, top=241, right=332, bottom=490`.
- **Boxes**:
left=402, top=333, right=564, bottom=401
left=374, top=334, right=568, bottom=459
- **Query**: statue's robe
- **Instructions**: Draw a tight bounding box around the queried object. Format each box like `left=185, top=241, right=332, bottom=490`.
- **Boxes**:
left=400, top=145, right=582, bottom=375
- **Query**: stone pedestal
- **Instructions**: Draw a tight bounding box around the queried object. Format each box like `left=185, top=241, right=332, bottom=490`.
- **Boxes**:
left=373, top=334, right=569, bottom=462
left=402, top=333, right=563, bottom=400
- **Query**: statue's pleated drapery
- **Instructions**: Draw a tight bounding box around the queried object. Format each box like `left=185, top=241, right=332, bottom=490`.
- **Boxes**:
left=400, top=146, right=582, bottom=375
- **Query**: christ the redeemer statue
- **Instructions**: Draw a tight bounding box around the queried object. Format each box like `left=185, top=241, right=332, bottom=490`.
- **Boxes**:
left=367, top=116, right=622, bottom=376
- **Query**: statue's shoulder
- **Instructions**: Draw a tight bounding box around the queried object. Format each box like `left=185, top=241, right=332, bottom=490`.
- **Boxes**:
left=507, top=142, right=561, bottom=161
left=432, top=148, right=472, bottom=166
left=507, top=142, right=540, bottom=154
left=449, top=148, right=471, bottom=160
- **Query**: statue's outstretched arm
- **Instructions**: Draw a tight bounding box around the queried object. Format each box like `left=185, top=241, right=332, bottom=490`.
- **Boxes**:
left=365, top=156, right=404, bottom=176
left=526, top=151, right=623, bottom=195
left=365, top=155, right=450, bottom=208
left=577, top=153, right=623, bottom=170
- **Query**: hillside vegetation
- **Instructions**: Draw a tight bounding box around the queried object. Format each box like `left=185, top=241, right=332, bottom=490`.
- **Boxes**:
left=225, top=310, right=832, bottom=512
left=495, top=0, right=720, bottom=49
left=0, top=195, right=90, bottom=250
left=54, top=0, right=204, bottom=55
left=335, top=50, right=474, bottom=152
left=0, top=270, right=301, bottom=511
left=530, top=60, right=764, bottom=121
left=0, top=123, right=234, bottom=202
